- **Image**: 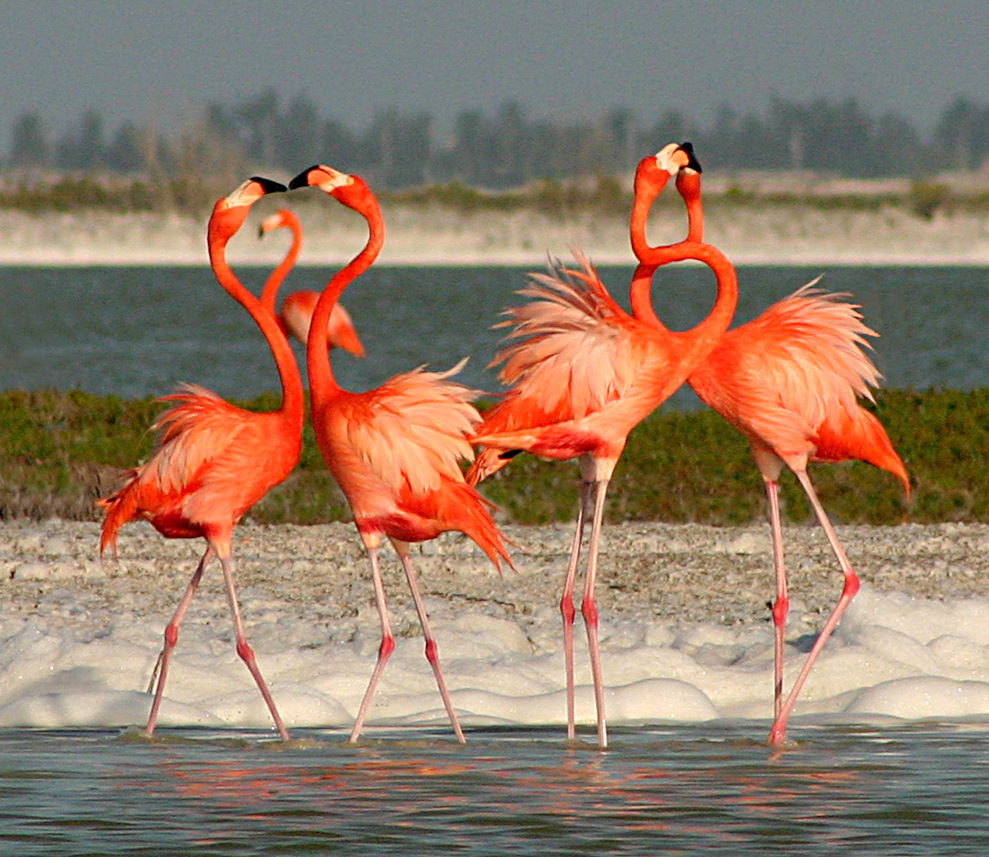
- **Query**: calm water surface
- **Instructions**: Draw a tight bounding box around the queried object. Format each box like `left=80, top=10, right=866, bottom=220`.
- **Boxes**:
left=1, top=265, right=987, bottom=407
left=1, top=724, right=987, bottom=856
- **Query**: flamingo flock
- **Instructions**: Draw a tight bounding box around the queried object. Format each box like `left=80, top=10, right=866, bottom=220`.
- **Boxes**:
left=99, top=143, right=908, bottom=749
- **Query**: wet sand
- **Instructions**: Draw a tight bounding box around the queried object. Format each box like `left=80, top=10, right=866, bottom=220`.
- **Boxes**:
left=5, top=520, right=988, bottom=642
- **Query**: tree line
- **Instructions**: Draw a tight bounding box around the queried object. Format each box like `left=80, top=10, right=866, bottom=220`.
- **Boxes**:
left=6, top=91, right=989, bottom=190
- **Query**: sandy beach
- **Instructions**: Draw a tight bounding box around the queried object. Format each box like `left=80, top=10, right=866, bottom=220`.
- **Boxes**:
left=5, top=519, right=989, bottom=630
left=2, top=199, right=989, bottom=267
left=3, top=518, right=989, bottom=731
left=5, top=518, right=989, bottom=656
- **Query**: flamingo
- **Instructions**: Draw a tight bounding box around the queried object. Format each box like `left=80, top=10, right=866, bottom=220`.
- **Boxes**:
left=466, top=143, right=736, bottom=747
left=258, top=208, right=366, bottom=357
left=630, top=145, right=911, bottom=746
left=288, top=163, right=512, bottom=743
left=98, top=177, right=303, bottom=741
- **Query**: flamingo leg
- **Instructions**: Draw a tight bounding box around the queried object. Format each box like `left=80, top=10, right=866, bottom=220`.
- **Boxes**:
left=768, top=470, right=861, bottom=746
left=146, top=547, right=212, bottom=735
left=581, top=478, right=611, bottom=748
left=218, top=552, right=290, bottom=741
left=397, top=551, right=466, bottom=743
left=350, top=546, right=396, bottom=742
left=561, top=479, right=592, bottom=741
left=764, top=478, right=789, bottom=719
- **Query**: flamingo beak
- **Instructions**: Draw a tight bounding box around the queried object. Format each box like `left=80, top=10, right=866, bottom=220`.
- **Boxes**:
left=288, top=165, right=320, bottom=190
left=678, top=142, right=702, bottom=173
left=251, top=176, right=288, bottom=195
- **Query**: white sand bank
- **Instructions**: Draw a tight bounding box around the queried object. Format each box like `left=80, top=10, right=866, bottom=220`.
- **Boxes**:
left=2, top=202, right=988, bottom=267
left=2, top=520, right=988, bottom=734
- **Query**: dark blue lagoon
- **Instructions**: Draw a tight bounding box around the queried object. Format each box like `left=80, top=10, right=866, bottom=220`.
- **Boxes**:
left=1, top=265, right=986, bottom=407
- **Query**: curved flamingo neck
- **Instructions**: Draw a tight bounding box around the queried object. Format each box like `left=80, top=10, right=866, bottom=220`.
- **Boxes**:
left=629, top=241, right=737, bottom=344
left=677, top=173, right=704, bottom=243
left=307, top=192, right=385, bottom=399
left=207, top=212, right=305, bottom=424
left=629, top=168, right=671, bottom=262
left=260, top=212, right=302, bottom=317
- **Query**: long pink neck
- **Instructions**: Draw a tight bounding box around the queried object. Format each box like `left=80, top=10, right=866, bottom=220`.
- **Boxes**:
left=260, top=214, right=302, bottom=317
left=307, top=195, right=385, bottom=398
left=629, top=170, right=731, bottom=340
left=629, top=242, right=737, bottom=347
left=207, top=217, right=305, bottom=424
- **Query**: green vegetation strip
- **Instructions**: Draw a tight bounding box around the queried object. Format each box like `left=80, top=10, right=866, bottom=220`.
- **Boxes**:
left=1, top=388, right=985, bottom=526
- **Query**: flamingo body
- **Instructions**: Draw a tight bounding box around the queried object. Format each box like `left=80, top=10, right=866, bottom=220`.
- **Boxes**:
left=467, top=143, right=736, bottom=748
left=631, top=144, right=909, bottom=746
left=98, top=177, right=302, bottom=740
left=290, top=164, right=510, bottom=743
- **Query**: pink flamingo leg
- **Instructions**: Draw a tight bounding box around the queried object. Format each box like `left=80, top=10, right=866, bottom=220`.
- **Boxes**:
left=769, top=470, right=860, bottom=746
left=581, top=478, right=611, bottom=749
left=146, top=547, right=212, bottom=735
left=561, top=480, right=591, bottom=741
left=218, top=552, right=290, bottom=741
left=764, top=479, right=789, bottom=719
left=397, top=551, right=466, bottom=743
left=350, top=546, right=396, bottom=742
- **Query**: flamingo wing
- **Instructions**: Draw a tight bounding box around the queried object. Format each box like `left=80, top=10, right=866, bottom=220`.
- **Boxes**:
left=345, top=362, right=481, bottom=496
left=141, top=385, right=296, bottom=521
left=701, top=281, right=882, bottom=434
left=490, top=252, right=645, bottom=426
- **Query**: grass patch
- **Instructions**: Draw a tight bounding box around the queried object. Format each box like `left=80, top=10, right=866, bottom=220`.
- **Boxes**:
left=1, top=388, right=984, bottom=528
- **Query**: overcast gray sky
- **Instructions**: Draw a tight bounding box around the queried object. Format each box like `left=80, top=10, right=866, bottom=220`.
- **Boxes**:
left=3, top=0, right=987, bottom=148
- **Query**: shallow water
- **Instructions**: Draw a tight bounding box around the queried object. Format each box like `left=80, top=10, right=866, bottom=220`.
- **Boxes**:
left=2, top=723, right=987, bottom=856
left=1, top=265, right=986, bottom=407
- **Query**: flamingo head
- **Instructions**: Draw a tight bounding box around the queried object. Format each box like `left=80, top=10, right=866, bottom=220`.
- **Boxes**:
left=210, top=176, right=286, bottom=244
left=635, top=142, right=701, bottom=203
left=673, top=142, right=703, bottom=215
left=258, top=208, right=297, bottom=239
left=289, top=164, right=373, bottom=211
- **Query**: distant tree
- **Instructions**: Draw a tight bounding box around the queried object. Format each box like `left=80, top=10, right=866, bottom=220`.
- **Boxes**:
left=105, top=120, right=146, bottom=173
left=56, top=109, right=106, bottom=170
left=362, top=108, right=432, bottom=187
left=604, top=107, right=637, bottom=172
left=934, top=96, right=989, bottom=171
left=639, top=110, right=693, bottom=160
left=8, top=111, right=50, bottom=168
left=870, top=113, right=925, bottom=176
left=492, top=101, right=528, bottom=187
left=234, top=89, right=279, bottom=166
left=319, top=117, right=363, bottom=172
left=447, top=109, right=487, bottom=183
left=275, top=93, right=322, bottom=171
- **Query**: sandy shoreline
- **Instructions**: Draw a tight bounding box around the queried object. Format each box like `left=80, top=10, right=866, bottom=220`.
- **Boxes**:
left=2, top=203, right=988, bottom=266
left=3, top=519, right=989, bottom=731
left=5, top=519, right=988, bottom=634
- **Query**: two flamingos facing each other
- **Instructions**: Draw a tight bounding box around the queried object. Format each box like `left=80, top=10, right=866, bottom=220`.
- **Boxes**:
left=98, top=177, right=304, bottom=741
left=630, top=143, right=910, bottom=746
left=258, top=208, right=366, bottom=357
left=467, top=142, right=738, bottom=748
left=288, top=163, right=513, bottom=744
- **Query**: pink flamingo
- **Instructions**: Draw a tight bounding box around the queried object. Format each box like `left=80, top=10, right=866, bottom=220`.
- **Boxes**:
left=258, top=208, right=366, bottom=357
left=99, top=177, right=303, bottom=740
left=630, top=144, right=910, bottom=745
left=288, top=163, right=512, bottom=743
left=466, top=144, right=736, bottom=747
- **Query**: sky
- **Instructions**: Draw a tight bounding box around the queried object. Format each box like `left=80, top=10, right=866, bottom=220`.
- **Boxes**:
left=3, top=1, right=988, bottom=150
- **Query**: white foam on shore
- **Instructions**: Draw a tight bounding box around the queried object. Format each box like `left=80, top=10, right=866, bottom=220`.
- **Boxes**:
left=2, top=579, right=988, bottom=735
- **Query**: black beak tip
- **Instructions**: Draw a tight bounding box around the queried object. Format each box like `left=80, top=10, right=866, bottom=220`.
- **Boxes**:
left=679, top=141, right=702, bottom=173
left=288, top=165, right=320, bottom=190
left=251, top=176, right=287, bottom=195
